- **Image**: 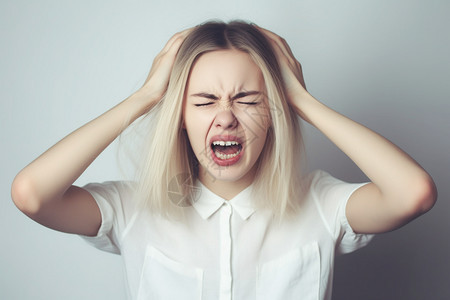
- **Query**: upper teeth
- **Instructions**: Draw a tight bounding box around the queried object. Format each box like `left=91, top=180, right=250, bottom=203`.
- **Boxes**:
left=212, top=141, right=240, bottom=146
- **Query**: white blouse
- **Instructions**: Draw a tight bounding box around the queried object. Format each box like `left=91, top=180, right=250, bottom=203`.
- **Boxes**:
left=80, top=170, right=373, bottom=300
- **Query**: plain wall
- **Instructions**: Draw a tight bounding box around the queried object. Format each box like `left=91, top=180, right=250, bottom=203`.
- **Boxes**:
left=1, top=1, right=449, bottom=299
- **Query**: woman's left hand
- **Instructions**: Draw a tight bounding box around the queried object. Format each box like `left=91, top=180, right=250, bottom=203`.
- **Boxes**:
left=256, top=25, right=436, bottom=234
left=255, top=25, right=308, bottom=106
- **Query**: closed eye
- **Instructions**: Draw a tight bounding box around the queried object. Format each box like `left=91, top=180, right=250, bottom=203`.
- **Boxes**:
left=236, top=101, right=258, bottom=105
left=190, top=91, right=263, bottom=106
left=232, top=91, right=263, bottom=105
left=190, top=93, right=218, bottom=107
left=194, top=102, right=214, bottom=107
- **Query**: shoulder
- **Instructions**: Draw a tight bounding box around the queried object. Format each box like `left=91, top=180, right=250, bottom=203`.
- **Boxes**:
left=302, top=169, right=343, bottom=195
left=83, top=180, right=136, bottom=199
left=82, top=180, right=138, bottom=216
left=301, top=170, right=368, bottom=211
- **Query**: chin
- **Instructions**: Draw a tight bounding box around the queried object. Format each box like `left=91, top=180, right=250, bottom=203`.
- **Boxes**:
left=200, top=160, right=257, bottom=184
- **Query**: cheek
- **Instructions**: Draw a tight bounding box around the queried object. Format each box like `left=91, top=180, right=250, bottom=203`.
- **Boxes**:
left=237, top=105, right=271, bottom=135
left=233, top=117, right=268, bottom=156
left=184, top=112, right=211, bottom=152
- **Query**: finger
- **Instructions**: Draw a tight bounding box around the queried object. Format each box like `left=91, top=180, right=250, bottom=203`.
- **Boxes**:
left=269, top=36, right=290, bottom=64
left=161, top=27, right=194, bottom=54
left=258, top=27, right=296, bottom=70
left=152, top=28, right=193, bottom=66
left=255, top=25, right=307, bottom=91
left=254, top=25, right=296, bottom=63
left=296, top=61, right=307, bottom=90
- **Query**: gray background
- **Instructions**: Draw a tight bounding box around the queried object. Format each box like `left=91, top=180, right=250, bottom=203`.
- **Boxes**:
left=1, top=0, right=449, bottom=299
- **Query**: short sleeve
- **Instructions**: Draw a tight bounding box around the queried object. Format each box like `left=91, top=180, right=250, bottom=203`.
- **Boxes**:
left=309, top=170, right=374, bottom=255
left=78, top=181, right=135, bottom=255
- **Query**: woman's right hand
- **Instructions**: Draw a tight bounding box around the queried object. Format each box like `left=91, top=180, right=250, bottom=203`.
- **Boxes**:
left=11, top=27, right=193, bottom=237
left=138, top=28, right=193, bottom=109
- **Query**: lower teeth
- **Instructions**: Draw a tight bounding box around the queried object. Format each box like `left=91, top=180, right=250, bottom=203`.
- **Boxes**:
left=214, top=149, right=241, bottom=160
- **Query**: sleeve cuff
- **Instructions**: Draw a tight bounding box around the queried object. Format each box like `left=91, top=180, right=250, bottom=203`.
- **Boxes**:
left=78, top=183, right=121, bottom=255
left=336, top=182, right=375, bottom=255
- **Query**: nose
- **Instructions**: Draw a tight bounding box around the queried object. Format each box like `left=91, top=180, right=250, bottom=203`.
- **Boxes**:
left=213, top=107, right=238, bottom=130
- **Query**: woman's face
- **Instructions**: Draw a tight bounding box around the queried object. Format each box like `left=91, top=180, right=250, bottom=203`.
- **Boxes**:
left=183, top=49, right=271, bottom=185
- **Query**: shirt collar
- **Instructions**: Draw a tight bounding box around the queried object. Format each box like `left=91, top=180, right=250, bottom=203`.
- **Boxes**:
left=192, top=180, right=256, bottom=220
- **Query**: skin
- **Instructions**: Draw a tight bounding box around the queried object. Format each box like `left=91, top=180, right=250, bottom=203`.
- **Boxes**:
left=183, top=49, right=270, bottom=200
left=11, top=25, right=437, bottom=238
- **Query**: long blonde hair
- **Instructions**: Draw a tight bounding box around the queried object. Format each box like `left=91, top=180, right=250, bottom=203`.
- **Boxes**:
left=135, top=20, right=304, bottom=220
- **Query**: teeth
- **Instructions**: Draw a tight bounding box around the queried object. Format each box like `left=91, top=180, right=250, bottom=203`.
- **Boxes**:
left=211, top=140, right=242, bottom=160
left=212, top=140, right=240, bottom=146
left=214, top=149, right=241, bottom=160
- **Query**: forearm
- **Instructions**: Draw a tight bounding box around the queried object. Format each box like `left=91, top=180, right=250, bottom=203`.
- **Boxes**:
left=293, top=92, right=433, bottom=202
left=12, top=91, right=154, bottom=209
left=257, top=25, right=436, bottom=232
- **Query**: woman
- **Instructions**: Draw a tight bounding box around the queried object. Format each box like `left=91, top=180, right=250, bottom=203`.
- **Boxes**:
left=11, top=21, right=437, bottom=300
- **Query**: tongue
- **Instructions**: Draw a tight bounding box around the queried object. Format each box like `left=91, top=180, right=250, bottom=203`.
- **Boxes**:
left=214, top=145, right=240, bottom=155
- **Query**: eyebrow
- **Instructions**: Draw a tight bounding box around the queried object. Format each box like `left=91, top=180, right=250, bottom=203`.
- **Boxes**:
left=190, top=91, right=261, bottom=101
left=190, top=93, right=219, bottom=100
left=231, top=91, right=261, bottom=100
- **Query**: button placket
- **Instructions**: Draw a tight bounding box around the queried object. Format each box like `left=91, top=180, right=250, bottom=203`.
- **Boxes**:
left=219, top=202, right=233, bottom=300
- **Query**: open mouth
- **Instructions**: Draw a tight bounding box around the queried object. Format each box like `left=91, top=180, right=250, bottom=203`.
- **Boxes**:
left=212, top=140, right=242, bottom=159
left=210, top=137, right=244, bottom=166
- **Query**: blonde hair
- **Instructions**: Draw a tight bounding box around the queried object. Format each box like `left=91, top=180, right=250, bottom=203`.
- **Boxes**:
left=135, top=20, right=304, bottom=220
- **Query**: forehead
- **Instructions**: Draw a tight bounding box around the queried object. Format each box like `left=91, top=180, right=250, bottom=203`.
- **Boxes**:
left=187, top=49, right=264, bottom=92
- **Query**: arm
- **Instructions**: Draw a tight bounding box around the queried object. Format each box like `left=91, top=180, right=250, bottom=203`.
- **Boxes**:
left=11, top=29, right=192, bottom=236
left=258, top=26, right=437, bottom=234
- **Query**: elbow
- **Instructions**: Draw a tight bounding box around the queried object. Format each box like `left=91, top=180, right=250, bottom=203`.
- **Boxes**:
left=11, top=173, right=42, bottom=216
left=405, top=174, right=437, bottom=217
